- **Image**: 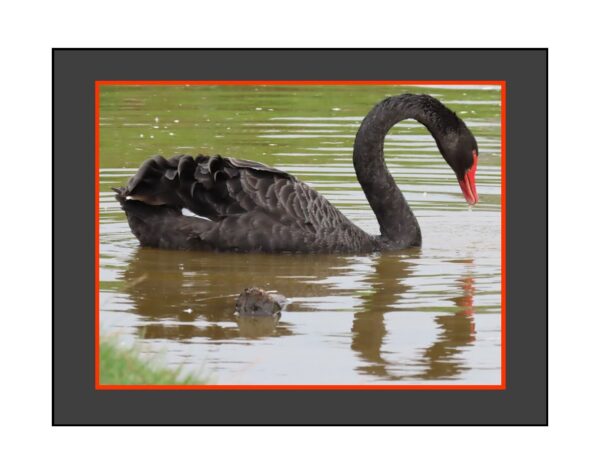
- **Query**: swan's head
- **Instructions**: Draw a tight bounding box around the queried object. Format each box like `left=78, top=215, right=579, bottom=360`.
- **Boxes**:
left=439, top=125, right=479, bottom=205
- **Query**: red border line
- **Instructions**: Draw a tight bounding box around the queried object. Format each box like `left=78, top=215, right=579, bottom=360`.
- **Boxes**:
left=97, top=384, right=504, bottom=391
left=501, top=81, right=507, bottom=389
left=95, top=80, right=506, bottom=390
left=96, top=80, right=506, bottom=86
left=95, top=82, right=101, bottom=388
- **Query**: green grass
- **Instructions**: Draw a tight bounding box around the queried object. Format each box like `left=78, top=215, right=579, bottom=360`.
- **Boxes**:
left=99, top=337, right=209, bottom=385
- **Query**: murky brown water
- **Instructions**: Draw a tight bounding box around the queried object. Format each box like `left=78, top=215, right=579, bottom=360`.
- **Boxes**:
left=99, top=84, right=502, bottom=385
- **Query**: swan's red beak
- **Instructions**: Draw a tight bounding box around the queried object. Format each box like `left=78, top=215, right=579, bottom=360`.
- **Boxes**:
left=458, top=151, right=479, bottom=205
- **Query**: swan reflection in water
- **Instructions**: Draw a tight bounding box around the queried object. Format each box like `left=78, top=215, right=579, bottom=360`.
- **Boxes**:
left=120, top=247, right=477, bottom=381
left=351, top=254, right=476, bottom=381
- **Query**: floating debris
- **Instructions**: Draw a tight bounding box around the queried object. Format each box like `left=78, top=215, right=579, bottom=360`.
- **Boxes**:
left=235, top=287, right=287, bottom=317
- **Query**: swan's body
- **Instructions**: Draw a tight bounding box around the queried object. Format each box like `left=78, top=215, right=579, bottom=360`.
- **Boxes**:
left=114, top=94, right=479, bottom=254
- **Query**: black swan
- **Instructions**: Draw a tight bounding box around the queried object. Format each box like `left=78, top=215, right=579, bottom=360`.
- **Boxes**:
left=113, top=94, right=479, bottom=253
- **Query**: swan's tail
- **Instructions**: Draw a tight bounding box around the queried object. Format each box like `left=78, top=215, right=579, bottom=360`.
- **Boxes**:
left=112, top=186, right=127, bottom=204
left=112, top=187, right=214, bottom=251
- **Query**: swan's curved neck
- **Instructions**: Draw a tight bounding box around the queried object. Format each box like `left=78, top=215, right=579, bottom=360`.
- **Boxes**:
left=353, top=94, right=459, bottom=247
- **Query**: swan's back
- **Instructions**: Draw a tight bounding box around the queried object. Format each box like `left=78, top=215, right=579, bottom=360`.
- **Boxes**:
left=115, top=155, right=376, bottom=253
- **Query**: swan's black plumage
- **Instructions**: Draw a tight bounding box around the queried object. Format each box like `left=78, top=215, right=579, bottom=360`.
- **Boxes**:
left=114, top=94, right=478, bottom=253
left=114, top=154, right=376, bottom=252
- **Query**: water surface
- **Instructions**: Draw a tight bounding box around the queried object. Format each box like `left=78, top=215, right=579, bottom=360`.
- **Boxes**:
left=99, top=84, right=502, bottom=385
